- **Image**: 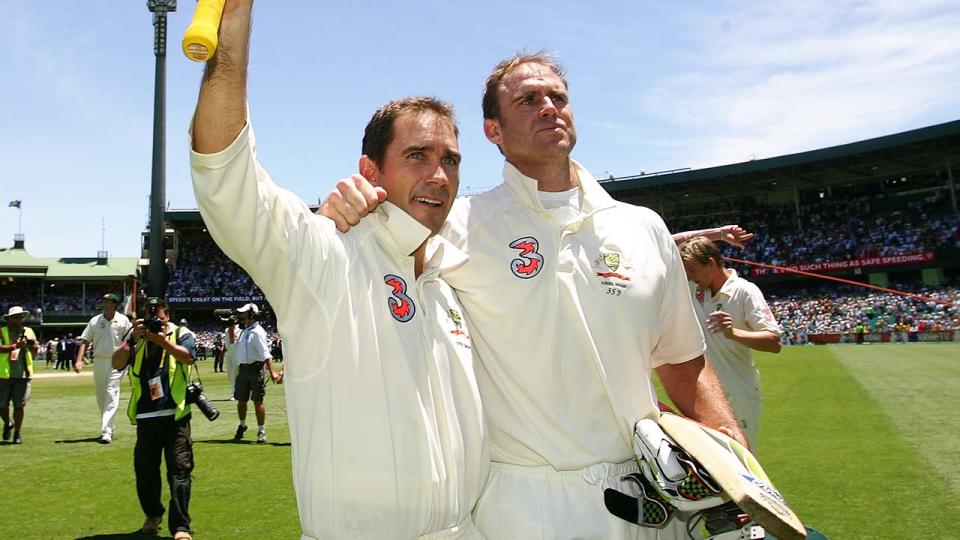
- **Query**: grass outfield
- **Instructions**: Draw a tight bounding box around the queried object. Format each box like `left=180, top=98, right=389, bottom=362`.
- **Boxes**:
left=0, top=366, right=300, bottom=539
left=4, top=345, right=959, bottom=539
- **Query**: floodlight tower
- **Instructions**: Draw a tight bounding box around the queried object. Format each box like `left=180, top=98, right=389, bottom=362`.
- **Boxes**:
left=147, top=0, right=176, bottom=298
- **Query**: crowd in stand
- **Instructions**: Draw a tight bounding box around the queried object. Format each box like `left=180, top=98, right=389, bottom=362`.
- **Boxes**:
left=167, top=237, right=265, bottom=299
left=665, top=190, right=960, bottom=275
left=768, top=282, right=960, bottom=338
left=5, top=190, right=959, bottom=344
left=2, top=282, right=120, bottom=317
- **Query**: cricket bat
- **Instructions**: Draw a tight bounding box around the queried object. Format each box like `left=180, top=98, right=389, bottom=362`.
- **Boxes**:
left=658, top=412, right=807, bottom=540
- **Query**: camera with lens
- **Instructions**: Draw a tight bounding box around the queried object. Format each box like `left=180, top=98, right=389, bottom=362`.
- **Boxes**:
left=144, top=297, right=165, bottom=334
left=213, top=308, right=238, bottom=325
left=185, top=382, right=220, bottom=421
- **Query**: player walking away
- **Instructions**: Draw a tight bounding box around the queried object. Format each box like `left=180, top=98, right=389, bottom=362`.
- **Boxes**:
left=679, top=237, right=782, bottom=449
left=223, top=322, right=240, bottom=399
left=75, top=292, right=133, bottom=443
left=0, top=307, right=38, bottom=444
left=229, top=304, right=280, bottom=444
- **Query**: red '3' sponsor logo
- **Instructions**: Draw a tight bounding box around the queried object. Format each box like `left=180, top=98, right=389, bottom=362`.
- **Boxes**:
left=509, top=237, right=544, bottom=279
left=384, top=274, right=415, bottom=322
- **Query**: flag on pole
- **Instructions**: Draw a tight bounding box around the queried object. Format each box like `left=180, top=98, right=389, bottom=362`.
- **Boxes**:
left=8, top=199, right=21, bottom=208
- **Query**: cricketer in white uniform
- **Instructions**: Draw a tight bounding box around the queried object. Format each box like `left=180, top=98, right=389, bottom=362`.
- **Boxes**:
left=75, top=292, right=133, bottom=443
left=189, top=7, right=487, bottom=536
left=223, top=324, right=239, bottom=397
left=319, top=53, right=746, bottom=539
left=678, top=237, right=782, bottom=449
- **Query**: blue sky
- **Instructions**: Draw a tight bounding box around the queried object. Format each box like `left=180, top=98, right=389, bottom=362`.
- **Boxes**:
left=2, top=0, right=958, bottom=258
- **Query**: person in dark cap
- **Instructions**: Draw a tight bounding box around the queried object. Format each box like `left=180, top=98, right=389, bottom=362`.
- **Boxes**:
left=75, top=292, right=133, bottom=443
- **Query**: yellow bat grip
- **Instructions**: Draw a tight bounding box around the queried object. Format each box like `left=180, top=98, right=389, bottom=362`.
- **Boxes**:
left=182, top=0, right=227, bottom=62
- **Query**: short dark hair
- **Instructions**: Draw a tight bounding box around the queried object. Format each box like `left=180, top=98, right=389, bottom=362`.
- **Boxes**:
left=482, top=52, right=568, bottom=121
left=361, top=97, right=458, bottom=166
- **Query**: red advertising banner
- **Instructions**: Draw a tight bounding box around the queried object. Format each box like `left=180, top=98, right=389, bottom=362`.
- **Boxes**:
left=750, top=252, right=934, bottom=276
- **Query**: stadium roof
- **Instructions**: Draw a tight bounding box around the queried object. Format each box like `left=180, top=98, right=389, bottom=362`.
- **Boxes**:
left=162, top=121, right=960, bottom=223
left=164, top=204, right=322, bottom=228
left=601, top=118, right=960, bottom=206
left=0, top=246, right=138, bottom=280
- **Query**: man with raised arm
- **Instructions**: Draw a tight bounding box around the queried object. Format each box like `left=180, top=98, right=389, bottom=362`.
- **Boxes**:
left=189, top=2, right=486, bottom=537
left=321, top=53, right=746, bottom=539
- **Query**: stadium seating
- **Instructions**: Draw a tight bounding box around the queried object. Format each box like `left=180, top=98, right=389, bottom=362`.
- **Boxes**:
left=768, top=283, right=960, bottom=337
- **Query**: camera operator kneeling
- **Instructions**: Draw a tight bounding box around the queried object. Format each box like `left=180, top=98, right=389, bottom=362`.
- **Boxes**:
left=112, top=298, right=198, bottom=540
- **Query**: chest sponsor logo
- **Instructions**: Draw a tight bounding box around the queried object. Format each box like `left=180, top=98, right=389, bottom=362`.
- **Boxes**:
left=509, top=236, right=544, bottom=279
left=696, top=287, right=705, bottom=303
left=383, top=274, right=415, bottom=323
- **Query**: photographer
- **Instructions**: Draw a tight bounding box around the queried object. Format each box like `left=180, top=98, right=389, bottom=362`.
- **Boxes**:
left=230, top=303, right=281, bottom=443
left=0, top=306, right=38, bottom=444
left=112, top=299, right=197, bottom=540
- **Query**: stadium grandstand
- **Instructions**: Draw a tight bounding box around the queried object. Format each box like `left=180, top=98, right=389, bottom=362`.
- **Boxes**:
left=127, top=120, right=960, bottom=349
left=603, top=118, right=960, bottom=344
left=0, top=234, right=138, bottom=342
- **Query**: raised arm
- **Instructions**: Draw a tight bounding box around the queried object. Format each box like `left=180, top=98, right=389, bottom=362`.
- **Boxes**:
left=672, top=225, right=753, bottom=249
left=191, top=0, right=252, bottom=153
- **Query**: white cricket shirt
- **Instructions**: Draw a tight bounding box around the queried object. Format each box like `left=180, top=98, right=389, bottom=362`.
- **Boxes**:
left=191, top=122, right=487, bottom=540
left=80, top=312, right=132, bottom=359
left=441, top=161, right=705, bottom=470
left=689, top=269, right=780, bottom=400
left=234, top=321, right=271, bottom=365
left=224, top=324, right=239, bottom=363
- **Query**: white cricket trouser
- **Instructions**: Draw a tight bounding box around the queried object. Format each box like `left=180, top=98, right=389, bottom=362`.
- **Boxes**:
left=298, top=516, right=482, bottom=539
left=94, top=357, right=125, bottom=436
left=474, top=460, right=688, bottom=540
left=726, top=393, right=761, bottom=451
left=226, top=356, right=239, bottom=395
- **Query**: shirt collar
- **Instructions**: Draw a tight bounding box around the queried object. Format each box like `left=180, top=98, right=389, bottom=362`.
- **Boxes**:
left=370, top=202, right=468, bottom=276
left=501, top=158, right=617, bottom=217
left=717, top=269, right=741, bottom=298
left=371, top=202, right=432, bottom=257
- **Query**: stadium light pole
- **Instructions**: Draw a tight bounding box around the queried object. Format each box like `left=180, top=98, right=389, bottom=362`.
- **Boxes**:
left=147, top=0, right=176, bottom=299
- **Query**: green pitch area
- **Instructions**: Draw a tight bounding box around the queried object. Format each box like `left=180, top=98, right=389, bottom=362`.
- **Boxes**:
left=659, top=343, right=960, bottom=540
left=4, top=344, right=959, bottom=539
left=0, top=366, right=300, bottom=539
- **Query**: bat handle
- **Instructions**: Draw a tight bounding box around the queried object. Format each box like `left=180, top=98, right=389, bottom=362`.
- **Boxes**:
left=182, top=0, right=227, bottom=62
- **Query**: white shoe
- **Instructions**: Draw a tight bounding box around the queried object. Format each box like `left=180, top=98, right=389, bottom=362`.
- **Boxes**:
left=100, top=433, right=112, bottom=444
